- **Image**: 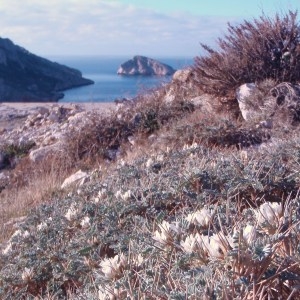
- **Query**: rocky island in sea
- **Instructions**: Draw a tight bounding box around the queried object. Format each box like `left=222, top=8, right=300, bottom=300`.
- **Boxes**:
left=117, top=55, right=176, bottom=76
left=0, top=37, right=94, bottom=102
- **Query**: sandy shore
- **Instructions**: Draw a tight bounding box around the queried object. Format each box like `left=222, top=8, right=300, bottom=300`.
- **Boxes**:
left=0, top=102, right=116, bottom=132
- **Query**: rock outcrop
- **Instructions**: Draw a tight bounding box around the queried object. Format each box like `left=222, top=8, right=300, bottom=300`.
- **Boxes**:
left=236, top=83, right=258, bottom=121
left=236, top=82, right=300, bottom=126
left=0, top=37, right=94, bottom=102
left=117, top=55, right=176, bottom=76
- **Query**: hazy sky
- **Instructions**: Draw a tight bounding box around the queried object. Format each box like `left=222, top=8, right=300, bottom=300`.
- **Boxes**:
left=0, top=0, right=298, bottom=58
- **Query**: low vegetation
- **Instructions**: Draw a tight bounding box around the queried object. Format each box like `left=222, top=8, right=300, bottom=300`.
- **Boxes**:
left=0, top=10, right=300, bottom=300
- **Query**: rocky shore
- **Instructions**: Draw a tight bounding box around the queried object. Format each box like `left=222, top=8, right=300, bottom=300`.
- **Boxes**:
left=0, top=102, right=114, bottom=132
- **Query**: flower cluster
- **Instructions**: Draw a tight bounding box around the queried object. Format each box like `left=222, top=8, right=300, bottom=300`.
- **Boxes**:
left=100, top=253, right=127, bottom=280
left=186, top=207, right=213, bottom=227
left=153, top=221, right=182, bottom=248
left=181, top=232, right=233, bottom=260
left=94, top=188, right=107, bottom=203
left=183, top=142, right=198, bottom=151
left=64, top=203, right=79, bottom=221
left=80, top=216, right=90, bottom=229
left=254, top=202, right=283, bottom=234
left=115, top=190, right=132, bottom=201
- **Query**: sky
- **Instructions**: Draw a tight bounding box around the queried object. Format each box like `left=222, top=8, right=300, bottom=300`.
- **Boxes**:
left=0, top=0, right=298, bottom=58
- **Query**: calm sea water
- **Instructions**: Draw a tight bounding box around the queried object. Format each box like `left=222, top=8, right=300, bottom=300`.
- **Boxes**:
left=48, top=56, right=193, bottom=103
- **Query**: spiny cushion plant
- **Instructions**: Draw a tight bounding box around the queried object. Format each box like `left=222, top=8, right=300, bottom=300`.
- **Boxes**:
left=0, top=136, right=300, bottom=298
left=194, top=11, right=300, bottom=99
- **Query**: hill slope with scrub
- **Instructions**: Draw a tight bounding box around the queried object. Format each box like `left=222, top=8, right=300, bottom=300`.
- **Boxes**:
left=1, top=11, right=300, bottom=299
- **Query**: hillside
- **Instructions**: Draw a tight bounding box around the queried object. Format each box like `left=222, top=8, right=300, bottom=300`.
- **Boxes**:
left=0, top=11, right=300, bottom=299
left=0, top=38, right=94, bottom=102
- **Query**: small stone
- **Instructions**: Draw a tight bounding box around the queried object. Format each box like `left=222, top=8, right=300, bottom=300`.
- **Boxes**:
left=29, top=143, right=61, bottom=162
left=48, top=112, right=59, bottom=123
left=61, top=170, right=89, bottom=189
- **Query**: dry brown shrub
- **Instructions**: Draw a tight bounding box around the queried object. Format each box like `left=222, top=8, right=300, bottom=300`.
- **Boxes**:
left=194, top=11, right=300, bottom=99
left=64, top=87, right=195, bottom=164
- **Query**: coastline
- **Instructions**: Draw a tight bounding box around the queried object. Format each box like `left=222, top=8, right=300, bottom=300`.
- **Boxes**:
left=0, top=101, right=115, bottom=111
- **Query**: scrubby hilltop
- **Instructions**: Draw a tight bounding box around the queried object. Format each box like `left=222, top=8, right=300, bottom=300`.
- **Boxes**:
left=0, top=11, right=300, bottom=299
left=0, top=38, right=94, bottom=102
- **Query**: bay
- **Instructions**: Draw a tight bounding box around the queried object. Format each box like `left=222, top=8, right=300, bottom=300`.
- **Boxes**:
left=48, top=56, right=193, bottom=103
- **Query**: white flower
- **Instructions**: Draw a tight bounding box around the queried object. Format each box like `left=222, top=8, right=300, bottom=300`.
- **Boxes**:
left=136, top=254, right=144, bottom=266
left=153, top=221, right=172, bottom=247
left=242, top=225, right=256, bottom=244
left=190, top=142, right=198, bottom=149
left=119, top=159, right=126, bottom=166
left=2, top=242, right=12, bottom=255
left=145, top=158, right=153, bottom=168
left=203, top=233, right=233, bottom=259
left=181, top=233, right=205, bottom=254
left=183, top=142, right=198, bottom=151
left=23, top=230, right=30, bottom=238
left=115, top=190, right=122, bottom=198
left=240, top=150, right=248, bottom=163
left=115, top=190, right=132, bottom=201
left=121, top=190, right=131, bottom=201
left=255, top=202, right=283, bottom=232
left=181, top=235, right=196, bottom=253
left=156, top=154, right=164, bottom=162
left=80, top=216, right=90, bottom=229
left=65, top=204, right=78, bottom=221
left=153, top=228, right=170, bottom=247
left=100, top=253, right=126, bottom=279
left=98, top=188, right=107, bottom=197
left=95, top=188, right=107, bottom=203
left=183, top=144, right=189, bottom=150
left=186, top=208, right=213, bottom=227
left=37, top=222, right=48, bottom=231
left=153, top=221, right=181, bottom=248
left=21, top=267, right=34, bottom=282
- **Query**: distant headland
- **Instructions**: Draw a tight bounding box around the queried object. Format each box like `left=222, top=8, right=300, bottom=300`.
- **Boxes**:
left=0, top=37, right=94, bottom=102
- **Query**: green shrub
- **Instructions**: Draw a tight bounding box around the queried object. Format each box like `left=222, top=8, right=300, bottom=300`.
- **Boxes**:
left=0, top=141, right=36, bottom=169
left=194, top=11, right=300, bottom=98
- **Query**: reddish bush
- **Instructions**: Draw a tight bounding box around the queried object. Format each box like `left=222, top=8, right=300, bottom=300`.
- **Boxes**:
left=194, top=11, right=300, bottom=99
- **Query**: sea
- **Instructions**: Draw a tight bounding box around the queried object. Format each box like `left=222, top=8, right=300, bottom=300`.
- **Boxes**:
left=47, top=56, right=194, bottom=103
